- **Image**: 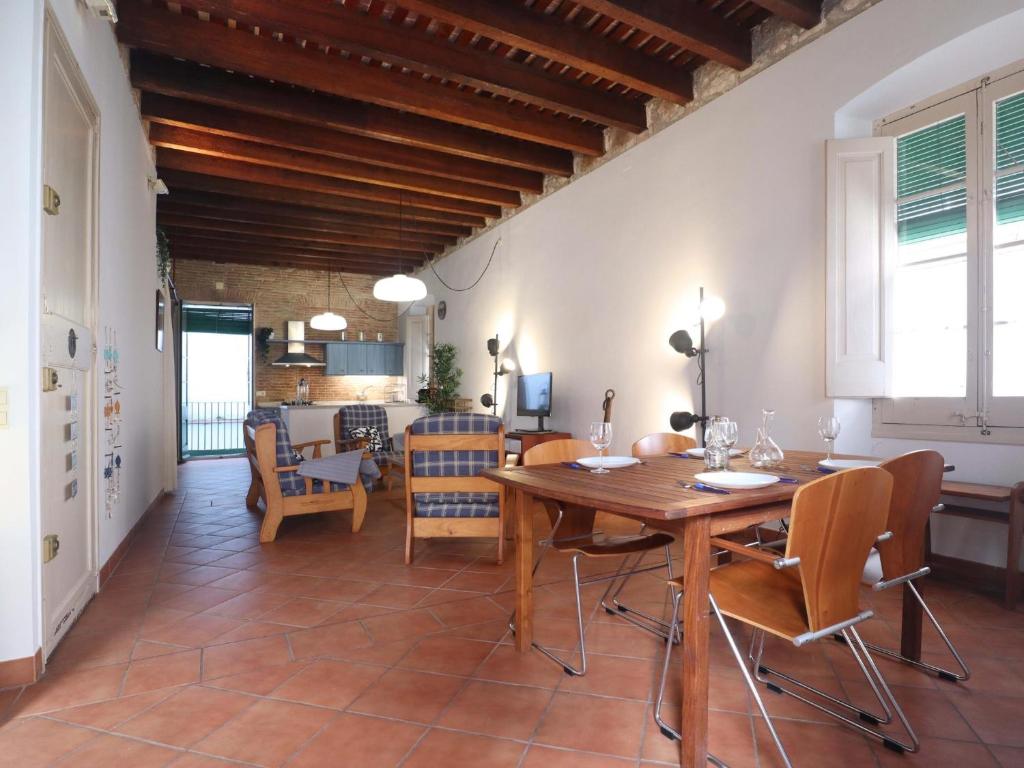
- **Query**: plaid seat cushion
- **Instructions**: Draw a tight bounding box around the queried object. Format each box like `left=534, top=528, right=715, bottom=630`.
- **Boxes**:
left=414, top=500, right=500, bottom=518
left=246, top=410, right=349, bottom=497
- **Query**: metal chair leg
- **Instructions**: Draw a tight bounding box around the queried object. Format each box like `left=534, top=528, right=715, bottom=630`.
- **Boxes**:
left=530, top=553, right=588, bottom=676
left=653, top=587, right=729, bottom=768
left=600, top=543, right=678, bottom=641
left=752, top=626, right=918, bottom=753
left=862, top=581, right=971, bottom=682
left=752, top=624, right=894, bottom=726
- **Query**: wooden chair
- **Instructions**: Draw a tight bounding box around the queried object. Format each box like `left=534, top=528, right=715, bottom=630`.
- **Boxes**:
left=334, top=404, right=396, bottom=492
left=404, top=413, right=506, bottom=565
left=511, top=439, right=676, bottom=676
left=654, top=468, right=918, bottom=766
left=244, top=411, right=367, bottom=543
left=858, top=450, right=971, bottom=681
left=631, top=432, right=697, bottom=457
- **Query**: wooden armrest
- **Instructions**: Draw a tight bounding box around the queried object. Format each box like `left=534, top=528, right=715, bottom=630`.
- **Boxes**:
left=710, top=537, right=784, bottom=566
left=274, top=464, right=302, bottom=473
left=293, top=439, right=331, bottom=450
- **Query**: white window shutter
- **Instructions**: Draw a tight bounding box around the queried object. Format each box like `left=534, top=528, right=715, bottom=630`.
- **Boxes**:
left=825, top=137, right=895, bottom=398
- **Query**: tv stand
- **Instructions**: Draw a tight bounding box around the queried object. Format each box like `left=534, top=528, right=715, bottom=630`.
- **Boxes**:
left=517, top=415, right=548, bottom=433
left=505, top=430, right=572, bottom=465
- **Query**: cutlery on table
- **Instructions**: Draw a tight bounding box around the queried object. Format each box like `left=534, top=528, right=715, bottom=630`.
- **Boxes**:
left=561, top=462, right=586, bottom=470
left=678, top=481, right=730, bottom=495
left=777, top=477, right=800, bottom=484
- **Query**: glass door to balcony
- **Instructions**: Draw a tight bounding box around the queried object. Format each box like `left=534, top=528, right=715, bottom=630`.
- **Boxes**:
left=180, top=302, right=254, bottom=459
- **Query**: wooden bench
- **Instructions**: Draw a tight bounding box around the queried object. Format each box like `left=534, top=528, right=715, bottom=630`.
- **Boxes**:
left=933, top=480, right=1024, bottom=609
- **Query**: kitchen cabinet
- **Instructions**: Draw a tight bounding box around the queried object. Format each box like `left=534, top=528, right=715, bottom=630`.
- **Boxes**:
left=325, top=342, right=404, bottom=376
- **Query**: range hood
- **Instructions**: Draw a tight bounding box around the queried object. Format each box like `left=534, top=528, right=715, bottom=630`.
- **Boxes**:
left=273, top=321, right=325, bottom=367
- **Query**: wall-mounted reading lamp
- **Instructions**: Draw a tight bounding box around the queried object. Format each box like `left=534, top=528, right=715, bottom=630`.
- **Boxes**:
left=669, top=287, right=725, bottom=446
left=480, top=333, right=516, bottom=414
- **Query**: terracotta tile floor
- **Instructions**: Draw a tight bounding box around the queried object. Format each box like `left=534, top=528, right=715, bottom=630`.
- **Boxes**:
left=2, top=457, right=1023, bottom=767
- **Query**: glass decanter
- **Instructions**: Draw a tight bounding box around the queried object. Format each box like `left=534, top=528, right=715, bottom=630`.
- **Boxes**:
left=749, top=409, right=784, bottom=469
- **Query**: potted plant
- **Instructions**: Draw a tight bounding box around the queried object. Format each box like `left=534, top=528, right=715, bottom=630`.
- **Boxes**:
left=418, top=342, right=462, bottom=414
left=255, top=327, right=275, bottom=364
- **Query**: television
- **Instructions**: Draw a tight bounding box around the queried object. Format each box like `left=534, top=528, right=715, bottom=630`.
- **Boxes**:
left=517, top=372, right=553, bottom=432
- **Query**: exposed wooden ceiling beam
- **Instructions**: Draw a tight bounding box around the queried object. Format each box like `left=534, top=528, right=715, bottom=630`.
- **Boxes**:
left=132, top=53, right=574, bottom=177
left=160, top=187, right=471, bottom=239
left=157, top=150, right=493, bottom=225
left=158, top=172, right=475, bottom=236
left=142, top=94, right=543, bottom=194
left=744, top=0, right=821, bottom=29
left=158, top=201, right=454, bottom=249
left=395, top=0, right=693, bottom=104
left=148, top=123, right=521, bottom=209
left=158, top=212, right=440, bottom=254
left=178, top=0, right=646, bottom=132
left=166, top=231, right=426, bottom=264
left=581, top=1, right=751, bottom=70
left=117, top=0, right=606, bottom=154
left=173, top=249, right=406, bottom=276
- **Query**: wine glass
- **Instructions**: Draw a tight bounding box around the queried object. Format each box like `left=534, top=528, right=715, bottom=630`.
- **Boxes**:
left=589, top=421, right=612, bottom=474
left=817, top=416, right=841, bottom=461
left=721, top=420, right=739, bottom=469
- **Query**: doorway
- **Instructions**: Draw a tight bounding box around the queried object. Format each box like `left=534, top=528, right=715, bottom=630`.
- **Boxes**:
left=39, top=15, right=100, bottom=659
left=180, top=303, right=254, bottom=459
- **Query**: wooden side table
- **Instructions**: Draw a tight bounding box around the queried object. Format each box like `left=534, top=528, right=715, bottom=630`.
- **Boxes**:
left=505, top=430, right=573, bottom=465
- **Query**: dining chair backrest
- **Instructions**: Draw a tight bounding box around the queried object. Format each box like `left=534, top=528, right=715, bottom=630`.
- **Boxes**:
left=786, top=467, right=892, bottom=633
left=877, top=450, right=945, bottom=580
left=631, top=432, right=697, bottom=458
left=523, top=439, right=597, bottom=466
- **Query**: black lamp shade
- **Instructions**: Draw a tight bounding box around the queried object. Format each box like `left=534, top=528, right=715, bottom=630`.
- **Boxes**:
left=486, top=337, right=499, bottom=356
left=670, top=410, right=701, bottom=432
left=669, top=330, right=697, bottom=357
left=480, top=393, right=494, bottom=408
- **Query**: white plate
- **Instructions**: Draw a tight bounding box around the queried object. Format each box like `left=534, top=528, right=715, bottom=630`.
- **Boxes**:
left=818, top=458, right=880, bottom=470
left=684, top=447, right=743, bottom=458
left=694, top=471, right=780, bottom=490
left=577, top=456, right=640, bottom=469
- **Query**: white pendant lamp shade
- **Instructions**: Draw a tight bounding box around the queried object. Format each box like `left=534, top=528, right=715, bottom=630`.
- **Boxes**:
left=309, top=311, right=347, bottom=331
left=373, top=273, right=427, bottom=303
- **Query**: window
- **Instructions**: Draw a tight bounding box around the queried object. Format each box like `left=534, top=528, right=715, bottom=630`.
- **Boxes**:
left=876, top=65, right=1024, bottom=436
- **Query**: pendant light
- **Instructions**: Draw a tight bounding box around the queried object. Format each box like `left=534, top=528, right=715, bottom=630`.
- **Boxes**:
left=310, top=271, right=348, bottom=331
left=374, top=191, right=427, bottom=303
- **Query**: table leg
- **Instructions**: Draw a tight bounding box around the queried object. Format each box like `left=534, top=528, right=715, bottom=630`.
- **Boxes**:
left=680, top=515, right=711, bottom=768
left=514, top=488, right=534, bottom=652
left=900, top=583, right=923, bottom=662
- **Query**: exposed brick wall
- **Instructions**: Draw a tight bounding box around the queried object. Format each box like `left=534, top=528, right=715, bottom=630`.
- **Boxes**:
left=172, top=260, right=405, bottom=403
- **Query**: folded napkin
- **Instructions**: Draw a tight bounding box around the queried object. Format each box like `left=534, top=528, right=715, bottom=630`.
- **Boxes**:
left=298, top=449, right=369, bottom=486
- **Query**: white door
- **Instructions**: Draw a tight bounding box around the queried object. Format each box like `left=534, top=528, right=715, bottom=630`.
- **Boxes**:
left=40, top=17, right=99, bottom=659
left=404, top=315, right=430, bottom=401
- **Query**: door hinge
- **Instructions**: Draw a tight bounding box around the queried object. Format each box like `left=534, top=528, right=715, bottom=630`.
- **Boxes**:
left=42, top=184, right=61, bottom=216
left=42, top=534, right=60, bottom=563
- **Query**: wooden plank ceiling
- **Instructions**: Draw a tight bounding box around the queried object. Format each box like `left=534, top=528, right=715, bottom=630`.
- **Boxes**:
left=118, top=0, right=822, bottom=276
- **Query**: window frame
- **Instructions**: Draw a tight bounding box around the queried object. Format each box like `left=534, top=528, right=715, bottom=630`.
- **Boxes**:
left=872, top=61, right=1024, bottom=443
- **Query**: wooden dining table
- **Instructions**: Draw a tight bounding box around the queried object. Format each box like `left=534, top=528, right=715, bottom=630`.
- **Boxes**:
left=482, top=450, right=926, bottom=768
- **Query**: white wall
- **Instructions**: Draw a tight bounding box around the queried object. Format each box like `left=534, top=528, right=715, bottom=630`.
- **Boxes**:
left=421, top=0, right=1024, bottom=567
left=0, top=0, right=167, bottom=665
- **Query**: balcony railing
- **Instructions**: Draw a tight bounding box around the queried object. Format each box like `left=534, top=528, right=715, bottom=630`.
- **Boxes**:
left=182, top=400, right=249, bottom=458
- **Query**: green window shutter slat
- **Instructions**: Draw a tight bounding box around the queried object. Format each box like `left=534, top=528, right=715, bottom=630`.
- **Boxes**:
left=995, top=90, right=1024, bottom=172
left=182, top=305, right=253, bottom=335
left=896, top=114, right=967, bottom=199
left=898, top=189, right=967, bottom=244
left=996, top=171, right=1024, bottom=225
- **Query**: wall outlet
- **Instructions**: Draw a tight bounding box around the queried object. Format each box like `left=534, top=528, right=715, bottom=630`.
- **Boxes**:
left=256, top=390, right=266, bottom=398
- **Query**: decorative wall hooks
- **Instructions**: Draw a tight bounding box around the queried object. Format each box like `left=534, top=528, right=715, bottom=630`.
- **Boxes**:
left=103, top=327, right=123, bottom=515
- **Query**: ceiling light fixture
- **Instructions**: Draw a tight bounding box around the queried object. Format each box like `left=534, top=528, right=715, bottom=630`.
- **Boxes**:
left=373, top=191, right=427, bottom=303
left=310, top=271, right=348, bottom=331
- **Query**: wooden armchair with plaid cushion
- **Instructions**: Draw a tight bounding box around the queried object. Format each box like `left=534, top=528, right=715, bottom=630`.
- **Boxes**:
left=334, top=404, right=396, bottom=492
left=404, top=413, right=506, bottom=565
left=244, top=410, right=367, bottom=542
